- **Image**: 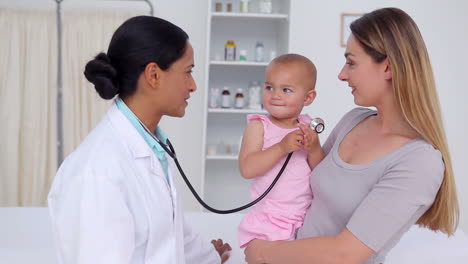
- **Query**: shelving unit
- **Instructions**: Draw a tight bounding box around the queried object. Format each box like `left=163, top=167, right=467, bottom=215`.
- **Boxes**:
left=201, top=0, right=290, bottom=210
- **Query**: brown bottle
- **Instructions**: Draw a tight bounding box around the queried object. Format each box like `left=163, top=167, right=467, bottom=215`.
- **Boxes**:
left=221, top=87, right=231, bottom=108
left=234, top=88, right=244, bottom=108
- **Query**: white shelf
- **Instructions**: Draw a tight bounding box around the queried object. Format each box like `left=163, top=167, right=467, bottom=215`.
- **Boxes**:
left=208, top=108, right=267, bottom=114
left=211, top=12, right=288, bottom=19
left=210, top=60, right=269, bottom=66
left=206, top=155, right=238, bottom=160
left=200, top=0, right=291, bottom=211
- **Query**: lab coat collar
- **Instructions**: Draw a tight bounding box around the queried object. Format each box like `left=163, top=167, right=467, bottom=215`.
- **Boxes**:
left=114, top=97, right=168, bottom=161
left=106, top=102, right=156, bottom=159
left=106, top=102, right=175, bottom=189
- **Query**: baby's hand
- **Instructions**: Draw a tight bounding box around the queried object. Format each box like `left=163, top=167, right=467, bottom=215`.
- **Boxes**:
left=278, top=129, right=304, bottom=154
left=299, top=124, right=320, bottom=152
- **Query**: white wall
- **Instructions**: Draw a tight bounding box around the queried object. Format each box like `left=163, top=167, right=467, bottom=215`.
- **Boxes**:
left=288, top=0, right=468, bottom=232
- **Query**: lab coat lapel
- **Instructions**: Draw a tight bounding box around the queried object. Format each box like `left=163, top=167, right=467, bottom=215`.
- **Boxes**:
left=107, top=103, right=171, bottom=184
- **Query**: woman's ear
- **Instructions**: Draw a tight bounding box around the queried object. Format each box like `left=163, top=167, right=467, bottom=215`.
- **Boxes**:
left=143, top=62, right=161, bottom=89
left=304, top=89, right=316, bottom=106
left=383, top=58, right=393, bottom=81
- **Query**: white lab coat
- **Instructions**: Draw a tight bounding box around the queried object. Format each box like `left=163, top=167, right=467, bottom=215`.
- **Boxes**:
left=48, top=103, right=220, bottom=264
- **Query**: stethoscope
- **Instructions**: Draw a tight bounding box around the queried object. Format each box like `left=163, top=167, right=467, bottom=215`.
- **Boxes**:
left=139, top=118, right=325, bottom=214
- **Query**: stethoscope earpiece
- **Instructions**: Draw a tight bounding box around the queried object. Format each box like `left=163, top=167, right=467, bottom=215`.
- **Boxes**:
left=310, top=117, right=325, bottom=134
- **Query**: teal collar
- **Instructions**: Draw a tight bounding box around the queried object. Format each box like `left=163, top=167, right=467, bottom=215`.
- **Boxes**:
left=115, top=97, right=168, bottom=161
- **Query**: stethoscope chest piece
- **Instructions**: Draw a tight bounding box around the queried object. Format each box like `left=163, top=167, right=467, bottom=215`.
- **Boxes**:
left=310, top=117, right=325, bottom=134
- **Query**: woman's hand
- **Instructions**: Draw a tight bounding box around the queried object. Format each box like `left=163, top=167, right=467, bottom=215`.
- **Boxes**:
left=211, top=239, right=232, bottom=263
left=244, top=239, right=268, bottom=264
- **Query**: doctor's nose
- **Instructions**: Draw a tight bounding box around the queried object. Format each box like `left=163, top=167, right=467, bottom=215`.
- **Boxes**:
left=188, top=77, right=197, bottom=93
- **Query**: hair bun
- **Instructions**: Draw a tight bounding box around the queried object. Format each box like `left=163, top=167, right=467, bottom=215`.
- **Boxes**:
left=84, top=53, right=119, bottom=99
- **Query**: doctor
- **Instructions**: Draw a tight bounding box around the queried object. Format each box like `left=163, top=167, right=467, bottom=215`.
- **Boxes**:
left=48, top=16, right=231, bottom=263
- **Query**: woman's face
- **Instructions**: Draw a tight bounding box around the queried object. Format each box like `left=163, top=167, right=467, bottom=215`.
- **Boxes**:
left=159, top=41, right=196, bottom=117
left=338, top=34, right=389, bottom=107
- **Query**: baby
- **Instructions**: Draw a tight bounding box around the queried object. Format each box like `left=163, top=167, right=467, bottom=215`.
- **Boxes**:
left=238, top=54, right=324, bottom=247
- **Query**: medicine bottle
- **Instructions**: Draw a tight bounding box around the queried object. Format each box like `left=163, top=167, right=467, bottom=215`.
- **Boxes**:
left=259, top=0, right=272, bottom=14
left=209, top=87, right=219, bottom=108
left=240, top=0, right=250, bottom=13
left=239, top=49, right=247, bottom=61
left=234, top=88, right=245, bottom=109
left=221, top=87, right=231, bottom=108
left=226, top=3, right=233, bottom=12
left=255, top=41, right=264, bottom=62
left=224, top=40, right=236, bottom=61
left=248, top=81, right=262, bottom=109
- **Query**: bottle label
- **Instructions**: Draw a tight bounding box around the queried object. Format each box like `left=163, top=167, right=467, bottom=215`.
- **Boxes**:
left=209, top=88, right=219, bottom=108
left=221, top=95, right=231, bottom=108
left=255, top=46, right=264, bottom=62
left=225, top=46, right=235, bottom=61
left=235, top=97, right=244, bottom=108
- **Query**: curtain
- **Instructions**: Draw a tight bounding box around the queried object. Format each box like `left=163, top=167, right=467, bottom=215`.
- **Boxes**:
left=0, top=8, right=58, bottom=206
left=0, top=8, right=141, bottom=206
left=61, top=10, right=140, bottom=157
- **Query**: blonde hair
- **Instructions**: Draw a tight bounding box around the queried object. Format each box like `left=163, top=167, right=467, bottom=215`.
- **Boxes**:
left=270, top=53, right=317, bottom=90
left=351, top=8, right=459, bottom=235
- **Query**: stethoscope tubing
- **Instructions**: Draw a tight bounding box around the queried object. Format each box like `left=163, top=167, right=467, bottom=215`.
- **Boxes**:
left=168, top=139, right=293, bottom=214
left=139, top=118, right=324, bottom=214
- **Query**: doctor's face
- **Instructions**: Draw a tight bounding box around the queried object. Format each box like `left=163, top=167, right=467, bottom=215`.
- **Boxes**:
left=159, top=41, right=196, bottom=117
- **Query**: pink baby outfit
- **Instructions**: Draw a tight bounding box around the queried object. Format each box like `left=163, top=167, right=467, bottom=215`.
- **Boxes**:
left=238, top=114, right=314, bottom=248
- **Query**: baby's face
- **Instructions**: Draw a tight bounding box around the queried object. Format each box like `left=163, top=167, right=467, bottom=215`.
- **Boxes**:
left=262, top=62, right=314, bottom=120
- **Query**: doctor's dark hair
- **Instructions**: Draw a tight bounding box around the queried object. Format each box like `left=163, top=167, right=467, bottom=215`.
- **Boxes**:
left=350, top=7, right=459, bottom=236
left=84, top=16, right=189, bottom=100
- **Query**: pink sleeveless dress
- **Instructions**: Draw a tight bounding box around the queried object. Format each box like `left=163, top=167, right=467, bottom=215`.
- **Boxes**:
left=238, top=114, right=314, bottom=248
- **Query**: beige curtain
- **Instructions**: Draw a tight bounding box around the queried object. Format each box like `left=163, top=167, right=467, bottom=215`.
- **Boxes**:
left=61, top=10, right=141, bottom=157
left=0, top=8, right=142, bottom=206
left=0, top=8, right=58, bottom=206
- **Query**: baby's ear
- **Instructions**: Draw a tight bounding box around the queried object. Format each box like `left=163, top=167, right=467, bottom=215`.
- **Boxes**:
left=304, top=89, right=316, bottom=106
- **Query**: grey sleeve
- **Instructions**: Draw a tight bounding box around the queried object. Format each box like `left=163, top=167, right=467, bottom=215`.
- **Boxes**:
left=346, top=145, right=444, bottom=251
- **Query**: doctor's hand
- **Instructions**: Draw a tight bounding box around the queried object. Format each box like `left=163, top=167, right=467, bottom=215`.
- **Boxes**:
left=211, top=238, right=232, bottom=263
left=244, top=239, right=268, bottom=264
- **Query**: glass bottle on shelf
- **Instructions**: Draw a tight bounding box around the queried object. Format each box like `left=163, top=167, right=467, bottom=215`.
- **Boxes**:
left=209, top=87, right=219, bottom=108
left=239, top=49, right=247, bottom=61
left=224, top=40, right=236, bottom=61
left=226, top=3, right=233, bottom=12
left=255, top=41, right=264, bottom=62
left=258, top=0, right=272, bottom=14
left=248, top=81, right=262, bottom=109
left=234, top=88, right=245, bottom=109
left=240, top=0, right=250, bottom=13
left=221, top=87, right=231, bottom=108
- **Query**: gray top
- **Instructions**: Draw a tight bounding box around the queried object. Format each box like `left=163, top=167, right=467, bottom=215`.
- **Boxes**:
left=296, top=108, right=444, bottom=264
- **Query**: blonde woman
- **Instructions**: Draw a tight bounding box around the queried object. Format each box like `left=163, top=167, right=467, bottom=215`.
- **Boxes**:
left=244, top=7, right=459, bottom=264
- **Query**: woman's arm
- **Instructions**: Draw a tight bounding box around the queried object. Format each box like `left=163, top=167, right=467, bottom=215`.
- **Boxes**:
left=239, top=120, right=304, bottom=179
left=244, top=228, right=374, bottom=264
left=245, top=141, right=445, bottom=264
